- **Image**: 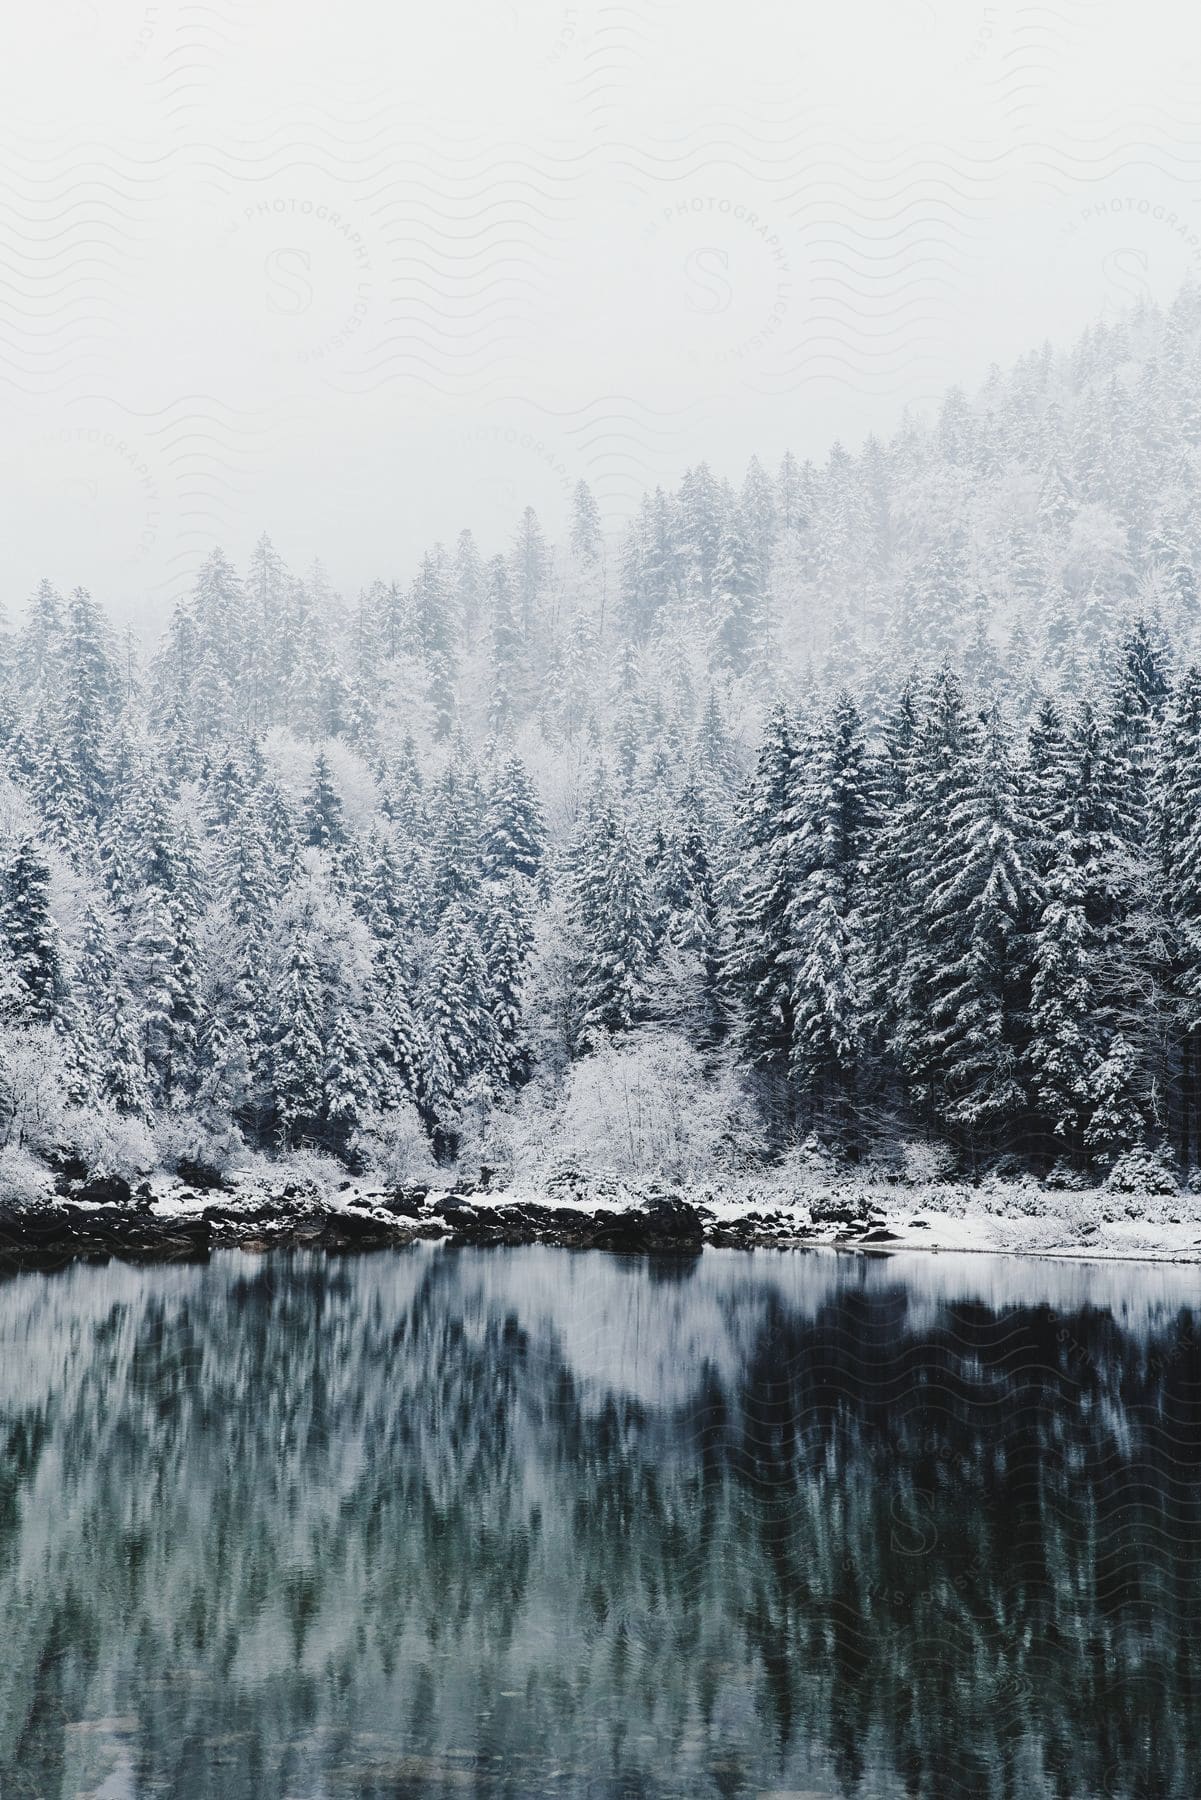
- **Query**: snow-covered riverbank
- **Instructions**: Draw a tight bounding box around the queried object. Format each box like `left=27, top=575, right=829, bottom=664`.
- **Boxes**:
left=4, top=1166, right=1201, bottom=1270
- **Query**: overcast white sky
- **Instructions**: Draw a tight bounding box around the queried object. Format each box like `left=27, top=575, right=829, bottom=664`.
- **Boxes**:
left=2, top=0, right=1201, bottom=627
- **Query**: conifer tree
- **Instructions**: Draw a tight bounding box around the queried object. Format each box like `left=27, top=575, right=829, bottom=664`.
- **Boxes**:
left=260, top=780, right=300, bottom=873
left=1156, top=663, right=1201, bottom=1160
left=245, top=533, right=291, bottom=727
left=0, top=836, right=68, bottom=1026
left=676, top=463, right=725, bottom=615
left=58, top=587, right=119, bottom=817
left=619, top=488, right=678, bottom=642
left=885, top=666, right=980, bottom=1121
left=131, top=887, right=201, bottom=1102
left=483, top=875, right=534, bottom=1088
left=787, top=694, right=873, bottom=1129
left=711, top=509, right=764, bottom=678
left=1109, top=614, right=1171, bottom=827
left=204, top=745, right=253, bottom=835
left=510, top=506, right=549, bottom=638
left=425, top=902, right=493, bottom=1145
left=411, top=549, right=459, bottom=740
left=487, top=555, right=522, bottom=732
left=482, top=754, right=545, bottom=882
left=272, top=934, right=324, bottom=1148
left=304, top=750, right=346, bottom=852
left=576, top=808, right=653, bottom=1045
left=34, top=735, right=90, bottom=865
left=371, top=936, right=425, bottom=1109
left=77, top=900, right=147, bottom=1114
left=923, top=707, right=1037, bottom=1149
left=726, top=702, right=802, bottom=1108
left=429, top=758, right=485, bottom=914
left=655, top=771, right=725, bottom=1046
left=555, top=613, right=598, bottom=742
left=571, top=480, right=603, bottom=565
left=322, top=1005, right=372, bottom=1156
left=18, top=581, right=65, bottom=704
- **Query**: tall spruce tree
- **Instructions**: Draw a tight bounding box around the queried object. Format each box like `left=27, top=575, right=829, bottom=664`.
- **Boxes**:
left=787, top=693, right=873, bottom=1132
left=725, top=702, right=802, bottom=1115
left=0, top=836, right=68, bottom=1026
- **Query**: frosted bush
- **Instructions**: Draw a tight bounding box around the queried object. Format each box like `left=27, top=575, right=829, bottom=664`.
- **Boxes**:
left=362, top=1103, right=438, bottom=1186
left=64, top=1105, right=155, bottom=1182
left=0, top=1026, right=70, bottom=1155
left=272, top=1147, right=349, bottom=1195
left=0, top=1144, right=54, bottom=1207
left=899, top=1140, right=958, bottom=1186
left=775, top=1134, right=842, bottom=1188
left=555, top=1031, right=762, bottom=1182
left=154, top=1110, right=247, bottom=1178
left=477, top=1080, right=559, bottom=1185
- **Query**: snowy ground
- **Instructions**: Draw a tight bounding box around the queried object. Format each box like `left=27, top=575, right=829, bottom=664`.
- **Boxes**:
left=138, top=1167, right=1201, bottom=1265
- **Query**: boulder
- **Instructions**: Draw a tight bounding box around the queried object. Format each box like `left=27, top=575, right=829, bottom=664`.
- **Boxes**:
left=588, top=1196, right=705, bottom=1253
left=175, top=1159, right=228, bottom=1193
left=75, top=1174, right=132, bottom=1206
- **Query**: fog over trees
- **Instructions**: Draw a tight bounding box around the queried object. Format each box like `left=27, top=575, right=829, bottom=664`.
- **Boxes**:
left=5, top=287, right=1201, bottom=1191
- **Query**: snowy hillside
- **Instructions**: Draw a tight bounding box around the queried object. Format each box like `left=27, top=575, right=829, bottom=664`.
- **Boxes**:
left=5, top=288, right=1201, bottom=1199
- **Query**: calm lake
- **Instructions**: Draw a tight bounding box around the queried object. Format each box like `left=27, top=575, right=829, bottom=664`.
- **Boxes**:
left=0, top=1243, right=1198, bottom=1799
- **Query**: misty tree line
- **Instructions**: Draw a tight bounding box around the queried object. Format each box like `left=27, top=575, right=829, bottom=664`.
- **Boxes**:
left=1, top=581, right=1200, bottom=1176
left=4, top=288, right=1201, bottom=1179
left=731, top=622, right=1201, bottom=1170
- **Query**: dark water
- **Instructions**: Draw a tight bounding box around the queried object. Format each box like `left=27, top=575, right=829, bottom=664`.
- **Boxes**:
left=0, top=1245, right=1199, bottom=1800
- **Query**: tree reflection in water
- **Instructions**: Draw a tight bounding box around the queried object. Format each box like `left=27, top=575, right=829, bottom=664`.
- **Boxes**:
left=0, top=1244, right=1197, bottom=1799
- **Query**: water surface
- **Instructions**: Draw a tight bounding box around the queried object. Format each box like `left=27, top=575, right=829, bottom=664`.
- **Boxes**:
left=0, top=1243, right=1198, bottom=1798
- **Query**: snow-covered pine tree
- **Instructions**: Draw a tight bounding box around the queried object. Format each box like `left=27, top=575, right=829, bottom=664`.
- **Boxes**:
left=487, top=554, right=523, bottom=733
left=304, top=750, right=346, bottom=852
left=57, top=587, right=119, bottom=818
left=675, top=462, right=725, bottom=619
left=510, top=505, right=549, bottom=640
left=482, top=753, right=545, bottom=883
left=1108, top=613, right=1171, bottom=829
left=371, top=935, right=425, bottom=1112
left=17, top=580, right=65, bottom=707
left=454, top=528, right=484, bottom=649
left=429, top=757, right=485, bottom=915
left=739, top=454, right=777, bottom=571
left=922, top=705, right=1038, bottom=1155
left=571, top=480, right=603, bottom=565
left=1156, top=662, right=1201, bottom=1162
left=130, top=886, right=201, bottom=1103
left=77, top=899, right=147, bottom=1115
left=619, top=488, right=678, bottom=643
left=33, top=734, right=91, bottom=866
left=711, top=508, right=764, bottom=679
left=271, top=932, right=325, bottom=1149
left=321, top=1004, right=373, bottom=1158
left=245, top=533, right=291, bottom=730
left=786, top=692, right=873, bottom=1134
left=652, top=769, right=726, bottom=1048
left=1027, top=697, right=1147, bottom=1163
left=725, top=701, right=803, bottom=1122
left=575, top=806, right=653, bottom=1047
left=482, top=875, right=534, bottom=1089
left=424, top=901, right=493, bottom=1150
left=411, top=549, right=459, bottom=741
left=884, top=665, right=980, bottom=1128
left=0, top=836, right=69, bottom=1026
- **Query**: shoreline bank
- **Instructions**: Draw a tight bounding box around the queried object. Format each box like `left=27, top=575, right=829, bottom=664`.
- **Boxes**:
left=3, top=1172, right=1201, bottom=1273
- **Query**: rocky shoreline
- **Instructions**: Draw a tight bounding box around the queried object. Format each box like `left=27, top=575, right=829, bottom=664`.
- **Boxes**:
left=3, top=1165, right=1201, bottom=1272
left=0, top=1176, right=908, bottom=1274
